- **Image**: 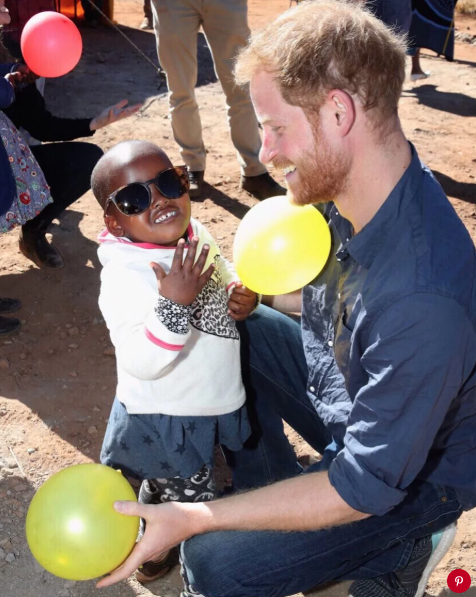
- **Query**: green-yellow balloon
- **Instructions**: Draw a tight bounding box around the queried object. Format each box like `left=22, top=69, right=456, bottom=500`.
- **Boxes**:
left=26, top=464, right=139, bottom=581
left=233, top=195, right=331, bottom=295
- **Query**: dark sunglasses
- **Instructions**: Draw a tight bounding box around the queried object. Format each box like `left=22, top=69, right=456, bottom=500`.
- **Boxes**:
left=105, top=166, right=190, bottom=216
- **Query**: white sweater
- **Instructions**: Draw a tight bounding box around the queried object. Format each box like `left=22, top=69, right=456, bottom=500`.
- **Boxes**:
left=97, top=218, right=246, bottom=416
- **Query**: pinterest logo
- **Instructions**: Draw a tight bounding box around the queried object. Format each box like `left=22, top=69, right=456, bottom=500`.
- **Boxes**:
left=447, top=569, right=472, bottom=593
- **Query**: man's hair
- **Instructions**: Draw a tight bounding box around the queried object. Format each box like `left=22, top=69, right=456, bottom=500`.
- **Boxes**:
left=235, top=0, right=407, bottom=129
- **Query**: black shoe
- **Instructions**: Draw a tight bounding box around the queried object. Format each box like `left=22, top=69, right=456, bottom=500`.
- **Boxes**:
left=240, top=172, right=286, bottom=200
left=0, top=316, right=21, bottom=337
left=188, top=171, right=205, bottom=199
left=19, top=234, right=64, bottom=269
left=0, top=298, right=22, bottom=315
left=349, top=536, right=432, bottom=597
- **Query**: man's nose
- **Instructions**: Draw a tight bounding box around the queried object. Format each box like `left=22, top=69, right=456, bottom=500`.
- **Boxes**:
left=259, top=132, right=278, bottom=165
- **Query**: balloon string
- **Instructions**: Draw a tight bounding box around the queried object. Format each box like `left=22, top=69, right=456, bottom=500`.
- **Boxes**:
left=78, top=0, right=166, bottom=85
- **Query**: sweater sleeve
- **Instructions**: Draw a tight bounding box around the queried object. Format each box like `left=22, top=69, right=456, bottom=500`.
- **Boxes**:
left=99, top=266, right=191, bottom=381
left=2, top=83, right=94, bottom=142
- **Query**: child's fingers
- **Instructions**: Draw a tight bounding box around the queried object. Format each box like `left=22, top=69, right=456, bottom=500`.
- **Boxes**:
left=230, top=291, right=254, bottom=306
left=198, top=263, right=215, bottom=290
left=183, top=236, right=199, bottom=271
left=231, top=285, right=255, bottom=298
left=228, top=299, right=244, bottom=314
left=192, top=244, right=210, bottom=275
left=150, top=261, right=167, bottom=280
left=171, top=238, right=186, bottom=269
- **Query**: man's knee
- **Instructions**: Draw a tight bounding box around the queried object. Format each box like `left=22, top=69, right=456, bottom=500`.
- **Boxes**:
left=182, top=533, right=241, bottom=597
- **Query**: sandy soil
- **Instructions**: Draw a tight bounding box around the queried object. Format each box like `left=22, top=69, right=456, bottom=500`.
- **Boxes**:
left=0, top=1, right=475, bottom=596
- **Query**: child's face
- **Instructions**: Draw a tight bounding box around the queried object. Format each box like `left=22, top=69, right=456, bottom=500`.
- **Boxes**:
left=105, top=153, right=191, bottom=246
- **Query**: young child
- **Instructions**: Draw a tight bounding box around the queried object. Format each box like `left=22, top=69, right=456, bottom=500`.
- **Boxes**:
left=91, top=140, right=258, bottom=582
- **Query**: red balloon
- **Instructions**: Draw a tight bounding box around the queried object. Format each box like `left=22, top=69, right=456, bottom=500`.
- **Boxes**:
left=21, top=12, right=82, bottom=78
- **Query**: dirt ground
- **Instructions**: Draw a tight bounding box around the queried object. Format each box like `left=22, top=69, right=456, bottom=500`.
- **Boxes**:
left=0, top=1, right=475, bottom=596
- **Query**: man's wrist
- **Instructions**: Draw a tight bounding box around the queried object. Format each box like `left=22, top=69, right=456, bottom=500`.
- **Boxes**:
left=183, top=502, right=216, bottom=537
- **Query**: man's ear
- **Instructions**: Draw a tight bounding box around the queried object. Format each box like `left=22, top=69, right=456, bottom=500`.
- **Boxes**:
left=328, top=89, right=356, bottom=137
left=104, top=213, right=124, bottom=238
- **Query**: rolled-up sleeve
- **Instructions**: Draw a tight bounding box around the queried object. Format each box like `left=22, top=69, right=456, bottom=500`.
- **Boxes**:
left=328, top=293, right=475, bottom=516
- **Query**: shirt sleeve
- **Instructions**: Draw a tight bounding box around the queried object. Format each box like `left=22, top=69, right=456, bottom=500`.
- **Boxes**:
left=0, top=77, right=15, bottom=109
left=99, top=266, right=191, bottom=381
left=2, top=83, right=94, bottom=142
left=328, top=293, right=475, bottom=516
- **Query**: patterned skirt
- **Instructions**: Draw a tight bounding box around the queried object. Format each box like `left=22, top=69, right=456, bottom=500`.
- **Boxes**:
left=100, top=397, right=251, bottom=480
left=0, top=112, right=52, bottom=233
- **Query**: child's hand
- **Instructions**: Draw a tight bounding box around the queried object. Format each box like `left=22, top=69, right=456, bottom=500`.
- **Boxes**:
left=228, top=283, right=257, bottom=321
left=150, top=237, right=215, bottom=306
left=4, top=72, right=22, bottom=88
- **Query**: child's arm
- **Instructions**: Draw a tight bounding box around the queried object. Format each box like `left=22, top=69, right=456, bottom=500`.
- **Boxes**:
left=99, top=239, right=214, bottom=381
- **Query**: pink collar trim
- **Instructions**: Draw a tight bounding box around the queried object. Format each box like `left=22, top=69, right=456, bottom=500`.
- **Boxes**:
left=97, top=224, right=194, bottom=249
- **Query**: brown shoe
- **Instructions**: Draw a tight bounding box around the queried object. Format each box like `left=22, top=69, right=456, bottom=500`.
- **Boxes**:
left=19, top=234, right=64, bottom=269
left=188, top=171, right=205, bottom=199
left=135, top=547, right=180, bottom=584
left=240, top=172, right=286, bottom=200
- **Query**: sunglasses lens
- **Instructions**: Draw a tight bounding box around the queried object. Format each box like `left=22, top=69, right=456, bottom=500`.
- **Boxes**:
left=114, top=184, right=150, bottom=215
left=157, top=168, right=189, bottom=199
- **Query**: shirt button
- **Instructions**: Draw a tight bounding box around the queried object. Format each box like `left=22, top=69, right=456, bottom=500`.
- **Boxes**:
left=328, top=340, right=334, bottom=347
left=309, top=386, right=315, bottom=393
left=338, top=292, right=341, bottom=299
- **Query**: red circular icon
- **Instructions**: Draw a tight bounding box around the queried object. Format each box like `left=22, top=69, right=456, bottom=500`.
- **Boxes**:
left=447, top=569, right=472, bottom=593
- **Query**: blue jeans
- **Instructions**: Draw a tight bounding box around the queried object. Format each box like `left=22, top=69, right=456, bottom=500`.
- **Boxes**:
left=181, top=306, right=463, bottom=597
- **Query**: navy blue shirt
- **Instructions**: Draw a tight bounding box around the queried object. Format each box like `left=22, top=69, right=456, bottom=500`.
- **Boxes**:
left=302, top=145, right=476, bottom=516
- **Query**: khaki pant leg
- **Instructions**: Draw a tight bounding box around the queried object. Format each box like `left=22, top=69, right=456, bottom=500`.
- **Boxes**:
left=151, top=0, right=206, bottom=171
left=202, top=0, right=266, bottom=176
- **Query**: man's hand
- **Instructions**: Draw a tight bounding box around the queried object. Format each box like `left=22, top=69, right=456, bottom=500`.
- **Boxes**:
left=90, top=99, right=143, bottom=131
left=96, top=501, right=205, bottom=588
left=0, top=0, right=11, bottom=25
left=228, top=283, right=257, bottom=321
left=150, top=237, right=215, bottom=306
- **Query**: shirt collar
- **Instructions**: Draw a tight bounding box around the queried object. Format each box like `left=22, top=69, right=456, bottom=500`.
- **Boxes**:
left=330, top=143, right=423, bottom=269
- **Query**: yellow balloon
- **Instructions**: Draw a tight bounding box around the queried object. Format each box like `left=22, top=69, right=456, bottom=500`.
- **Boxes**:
left=233, top=196, right=331, bottom=295
left=26, top=464, right=139, bottom=581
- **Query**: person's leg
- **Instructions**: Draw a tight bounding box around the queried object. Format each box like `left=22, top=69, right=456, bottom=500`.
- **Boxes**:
left=201, top=0, right=265, bottom=178
left=151, top=0, right=205, bottom=173
left=226, top=305, right=332, bottom=490
left=141, top=0, right=153, bottom=28
left=20, top=142, right=103, bottom=267
left=367, top=0, right=412, bottom=36
left=182, top=481, right=462, bottom=597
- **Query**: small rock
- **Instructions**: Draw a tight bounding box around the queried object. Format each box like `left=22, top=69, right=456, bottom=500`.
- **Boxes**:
left=214, top=180, right=223, bottom=187
left=101, top=385, right=107, bottom=391
left=65, top=324, right=72, bottom=329
left=92, top=406, right=100, bottom=412
left=69, top=371, right=78, bottom=378
left=0, top=539, right=12, bottom=549
left=68, top=327, right=79, bottom=336
left=103, top=347, right=115, bottom=356
left=27, top=448, right=36, bottom=455
left=13, top=484, right=27, bottom=493
left=5, top=459, right=18, bottom=469
left=0, top=359, right=9, bottom=369
left=0, top=548, right=5, bottom=560
left=5, top=553, right=15, bottom=563
left=60, top=332, right=67, bottom=339
left=68, top=344, right=78, bottom=349
left=47, top=349, right=55, bottom=355
left=19, top=354, right=26, bottom=360
left=87, top=426, right=98, bottom=435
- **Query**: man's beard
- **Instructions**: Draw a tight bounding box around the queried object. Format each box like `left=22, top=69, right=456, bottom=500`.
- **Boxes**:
left=275, top=130, right=352, bottom=206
